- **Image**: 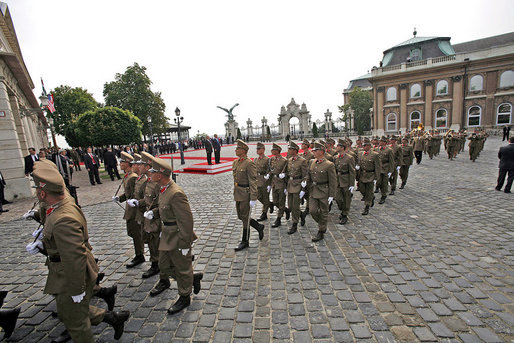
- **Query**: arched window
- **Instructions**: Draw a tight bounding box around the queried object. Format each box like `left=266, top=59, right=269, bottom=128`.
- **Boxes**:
left=410, top=111, right=421, bottom=130
left=467, top=106, right=481, bottom=127
left=469, top=75, right=483, bottom=91
left=410, top=84, right=421, bottom=98
left=499, top=70, right=514, bottom=88
left=436, top=80, right=448, bottom=95
left=435, top=109, right=448, bottom=128
left=386, top=87, right=397, bottom=101
left=386, top=113, right=397, bottom=132
left=497, top=103, right=512, bottom=125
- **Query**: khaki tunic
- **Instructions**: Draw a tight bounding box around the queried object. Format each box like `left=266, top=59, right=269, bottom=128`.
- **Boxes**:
left=119, top=171, right=143, bottom=256
left=334, top=153, right=355, bottom=216
left=269, top=155, right=287, bottom=217
left=357, top=151, right=380, bottom=206
left=399, top=144, right=414, bottom=183
left=286, top=156, right=308, bottom=224
left=232, top=156, right=258, bottom=228
left=307, top=158, right=337, bottom=232
left=254, top=155, right=271, bottom=214
left=134, top=174, right=148, bottom=224
left=142, top=179, right=161, bottom=262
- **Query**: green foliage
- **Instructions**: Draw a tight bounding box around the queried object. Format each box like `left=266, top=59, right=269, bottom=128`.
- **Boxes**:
left=103, top=63, right=168, bottom=136
left=341, top=87, right=373, bottom=135
left=312, top=122, right=319, bottom=138
left=74, top=107, right=142, bottom=146
left=236, top=128, right=242, bottom=139
left=266, top=126, right=271, bottom=137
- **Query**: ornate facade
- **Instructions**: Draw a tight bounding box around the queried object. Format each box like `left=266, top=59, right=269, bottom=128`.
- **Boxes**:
left=277, top=98, right=311, bottom=137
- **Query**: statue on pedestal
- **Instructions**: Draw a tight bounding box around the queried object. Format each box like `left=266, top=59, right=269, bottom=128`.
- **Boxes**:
left=217, top=103, right=239, bottom=121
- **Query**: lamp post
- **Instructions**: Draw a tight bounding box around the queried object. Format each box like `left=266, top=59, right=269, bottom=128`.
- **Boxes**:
left=174, top=107, right=185, bottom=165
left=39, top=94, right=57, bottom=148
left=147, top=115, right=153, bottom=155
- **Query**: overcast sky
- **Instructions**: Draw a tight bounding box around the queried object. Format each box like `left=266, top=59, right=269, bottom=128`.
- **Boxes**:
left=7, top=0, right=514, bottom=145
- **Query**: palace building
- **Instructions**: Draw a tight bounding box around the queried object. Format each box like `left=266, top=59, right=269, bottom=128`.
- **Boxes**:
left=344, top=31, right=514, bottom=136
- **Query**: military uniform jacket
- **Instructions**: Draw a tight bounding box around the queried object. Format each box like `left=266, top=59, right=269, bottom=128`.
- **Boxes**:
left=357, top=151, right=381, bottom=183
left=391, top=145, right=401, bottom=168
left=334, top=153, right=355, bottom=188
left=412, top=137, right=424, bottom=151
left=157, top=181, right=197, bottom=251
left=134, top=174, right=148, bottom=223
left=324, top=152, right=334, bottom=162
left=377, top=146, right=394, bottom=174
left=307, top=159, right=337, bottom=199
left=253, top=155, right=271, bottom=188
left=232, top=156, right=258, bottom=201
left=269, top=155, right=288, bottom=189
left=301, top=150, right=314, bottom=162
left=42, top=196, right=98, bottom=296
left=118, top=171, right=138, bottom=220
left=143, top=180, right=161, bottom=233
left=399, top=145, right=414, bottom=166
left=286, top=156, right=308, bottom=193
left=468, top=136, right=480, bottom=148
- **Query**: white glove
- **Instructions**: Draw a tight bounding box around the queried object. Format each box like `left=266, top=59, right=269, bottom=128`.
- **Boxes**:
left=127, top=199, right=139, bottom=207
left=284, top=189, right=288, bottom=195
left=388, top=172, right=392, bottom=178
left=279, top=173, right=285, bottom=179
left=112, top=196, right=120, bottom=203
left=143, top=210, right=154, bottom=220
left=32, top=226, right=43, bottom=239
left=396, top=166, right=401, bottom=171
left=349, top=186, right=355, bottom=193
left=328, top=197, right=333, bottom=204
left=299, top=191, right=305, bottom=199
left=264, top=174, right=270, bottom=180
left=373, top=180, right=377, bottom=185
left=71, top=292, right=85, bottom=303
left=355, top=165, right=360, bottom=170
left=266, top=185, right=271, bottom=192
left=180, top=249, right=189, bottom=256
left=23, top=209, right=37, bottom=220
left=250, top=200, right=256, bottom=208
left=301, top=181, right=307, bottom=188
left=26, top=240, right=43, bottom=255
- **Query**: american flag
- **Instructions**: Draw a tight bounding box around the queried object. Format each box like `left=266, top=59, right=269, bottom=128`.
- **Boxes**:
left=47, top=94, right=56, bottom=113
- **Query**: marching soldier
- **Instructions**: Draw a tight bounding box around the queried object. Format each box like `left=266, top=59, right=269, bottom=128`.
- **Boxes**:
left=269, top=143, right=289, bottom=227
left=334, top=140, right=355, bottom=225
left=357, top=138, right=380, bottom=215
left=113, top=152, right=145, bottom=268
left=307, top=142, right=337, bottom=241
left=285, top=141, right=308, bottom=234
left=146, top=157, right=203, bottom=314
left=388, top=136, right=401, bottom=195
left=399, top=137, right=414, bottom=189
left=412, top=133, right=424, bottom=164
left=254, top=142, right=271, bottom=221
left=300, top=139, right=314, bottom=226
left=376, top=137, right=394, bottom=204
left=468, top=132, right=480, bottom=162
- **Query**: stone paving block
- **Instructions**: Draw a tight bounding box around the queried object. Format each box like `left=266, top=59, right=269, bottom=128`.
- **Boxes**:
left=472, top=327, right=503, bottom=342
left=350, top=324, right=372, bottom=339
left=413, top=327, right=438, bottom=342
left=427, top=322, right=454, bottom=338
left=391, top=326, right=416, bottom=341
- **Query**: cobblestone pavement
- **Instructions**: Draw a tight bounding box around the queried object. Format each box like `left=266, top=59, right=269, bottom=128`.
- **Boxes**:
left=0, top=137, right=512, bottom=342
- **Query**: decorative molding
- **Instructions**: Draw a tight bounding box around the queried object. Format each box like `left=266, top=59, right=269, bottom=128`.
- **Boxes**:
left=399, top=83, right=408, bottom=90
left=377, top=86, right=385, bottom=92
left=424, top=80, right=433, bottom=86
left=451, top=75, right=462, bottom=82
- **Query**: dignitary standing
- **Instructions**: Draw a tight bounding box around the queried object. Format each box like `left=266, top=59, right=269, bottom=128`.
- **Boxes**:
left=24, top=147, right=39, bottom=176
left=285, top=141, right=308, bottom=235
left=357, top=138, right=380, bottom=215
left=212, top=134, right=221, bottom=164
left=146, top=157, right=203, bottom=315
left=104, top=147, right=121, bottom=181
left=334, top=140, right=355, bottom=225
left=495, top=136, right=514, bottom=193
left=84, top=148, right=102, bottom=186
left=254, top=142, right=271, bottom=221
left=113, top=152, right=144, bottom=268
left=232, top=140, right=264, bottom=251
left=269, top=143, right=289, bottom=228
left=205, top=136, right=213, bottom=165
left=307, top=142, right=337, bottom=242
left=399, top=137, right=414, bottom=189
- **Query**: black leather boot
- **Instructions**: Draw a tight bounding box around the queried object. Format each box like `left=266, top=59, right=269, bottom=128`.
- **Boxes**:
left=0, top=308, right=20, bottom=339
left=389, top=190, right=395, bottom=195
left=51, top=330, right=71, bottom=343
left=142, top=262, right=160, bottom=279
left=285, top=208, right=291, bottom=220
left=235, top=228, right=250, bottom=251
left=300, top=211, right=306, bottom=226
left=96, top=272, right=105, bottom=285
left=250, top=219, right=264, bottom=240
left=339, top=215, right=348, bottom=225
left=269, top=202, right=274, bottom=214
left=271, top=218, right=281, bottom=228
left=150, top=279, right=170, bottom=297
left=371, top=197, right=375, bottom=207
left=167, top=295, right=190, bottom=315
left=103, top=310, right=130, bottom=340
left=126, top=255, right=145, bottom=268
left=95, top=285, right=117, bottom=311
left=256, top=213, right=267, bottom=222
left=0, top=290, right=7, bottom=308
left=288, top=223, right=298, bottom=235
left=379, top=196, right=386, bottom=204
left=399, top=182, right=405, bottom=189
left=312, top=231, right=324, bottom=242
left=193, top=272, right=203, bottom=294
left=362, top=206, right=369, bottom=215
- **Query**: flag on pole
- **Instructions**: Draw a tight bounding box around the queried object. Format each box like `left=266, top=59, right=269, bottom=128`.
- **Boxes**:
left=47, top=94, right=56, bottom=113
left=41, top=78, right=47, bottom=95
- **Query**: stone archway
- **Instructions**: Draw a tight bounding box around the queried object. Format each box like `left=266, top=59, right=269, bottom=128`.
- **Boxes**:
left=277, top=98, right=311, bottom=138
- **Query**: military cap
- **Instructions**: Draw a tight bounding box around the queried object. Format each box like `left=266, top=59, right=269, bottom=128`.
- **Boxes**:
left=302, top=139, right=310, bottom=146
left=380, top=136, right=388, bottom=142
left=32, top=162, right=66, bottom=193
left=319, top=139, right=326, bottom=146
left=389, top=135, right=397, bottom=140
left=337, top=139, right=345, bottom=146
left=288, top=141, right=299, bottom=150
left=149, top=157, right=172, bottom=176
left=256, top=142, right=265, bottom=149
left=326, top=138, right=335, bottom=145
left=311, top=139, right=315, bottom=144
left=312, top=142, right=325, bottom=151
left=34, top=159, right=58, bottom=170
left=271, top=143, right=282, bottom=151
left=131, top=153, right=142, bottom=164
left=120, top=151, right=134, bottom=163
left=141, top=151, right=154, bottom=165
left=356, top=136, right=362, bottom=141
left=363, top=138, right=371, bottom=145
left=347, top=138, right=353, bottom=144
left=236, top=139, right=249, bottom=151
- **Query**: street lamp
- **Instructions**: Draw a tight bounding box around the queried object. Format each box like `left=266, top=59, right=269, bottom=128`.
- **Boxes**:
left=147, top=115, right=153, bottom=155
left=39, top=94, right=57, bottom=148
left=174, top=107, right=185, bottom=165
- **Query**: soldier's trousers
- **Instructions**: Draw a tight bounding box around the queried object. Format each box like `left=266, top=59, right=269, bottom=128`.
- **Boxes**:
left=361, top=182, right=375, bottom=206
left=272, top=187, right=286, bottom=218
left=469, top=147, right=478, bottom=161
left=414, top=151, right=422, bottom=164
left=236, top=200, right=250, bottom=229
left=336, top=187, right=351, bottom=216
left=126, top=219, right=144, bottom=256
left=399, top=166, right=410, bottom=184
left=378, top=173, right=389, bottom=196
left=144, top=231, right=160, bottom=263
left=159, top=249, right=193, bottom=296
left=309, top=196, right=328, bottom=233
left=257, top=186, right=270, bottom=215
left=287, top=192, right=301, bottom=224
left=389, top=169, right=398, bottom=190
left=56, top=281, right=105, bottom=343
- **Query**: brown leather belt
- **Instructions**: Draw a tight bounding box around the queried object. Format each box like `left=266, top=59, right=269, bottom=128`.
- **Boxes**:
left=49, top=256, right=61, bottom=263
left=235, top=183, right=249, bottom=187
left=163, top=221, right=177, bottom=226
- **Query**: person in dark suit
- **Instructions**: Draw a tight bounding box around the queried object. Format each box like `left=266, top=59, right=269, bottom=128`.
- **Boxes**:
left=496, top=136, right=514, bottom=193
left=103, top=147, right=121, bottom=181
left=502, top=126, right=511, bottom=141
left=84, top=147, right=102, bottom=185
left=205, top=136, right=213, bottom=165
left=212, top=134, right=221, bottom=164
left=0, top=171, right=8, bottom=213
left=24, top=147, right=39, bottom=176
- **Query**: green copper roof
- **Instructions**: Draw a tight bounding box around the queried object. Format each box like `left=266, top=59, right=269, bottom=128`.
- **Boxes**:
left=392, top=36, right=439, bottom=48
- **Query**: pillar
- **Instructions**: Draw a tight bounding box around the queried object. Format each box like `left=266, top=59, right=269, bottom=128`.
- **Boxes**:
left=451, top=76, right=463, bottom=130
left=424, top=80, right=433, bottom=130
left=399, top=84, right=408, bottom=133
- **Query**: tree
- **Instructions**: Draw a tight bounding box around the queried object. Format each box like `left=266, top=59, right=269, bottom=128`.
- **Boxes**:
left=103, top=63, right=168, bottom=136
left=312, top=122, right=319, bottom=138
left=236, top=128, right=242, bottom=140
left=74, top=107, right=142, bottom=147
left=266, top=126, right=271, bottom=140
left=338, top=87, right=373, bottom=135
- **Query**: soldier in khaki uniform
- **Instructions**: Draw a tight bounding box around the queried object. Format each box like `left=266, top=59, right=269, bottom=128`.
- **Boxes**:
left=254, top=142, right=271, bottom=221
left=113, top=152, right=145, bottom=268
left=232, top=140, right=264, bottom=251
left=399, top=137, right=414, bottom=189
left=269, top=143, right=289, bottom=228
left=300, top=139, right=314, bottom=226
left=334, top=140, right=355, bottom=225
left=412, top=133, right=424, bottom=164
left=29, top=163, right=129, bottom=342
left=376, top=137, right=394, bottom=204
left=308, top=142, right=337, bottom=242
left=285, top=141, right=308, bottom=234
left=146, top=158, right=203, bottom=314
left=468, top=132, right=481, bottom=162
left=388, top=136, right=401, bottom=195
left=357, top=138, right=380, bottom=215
